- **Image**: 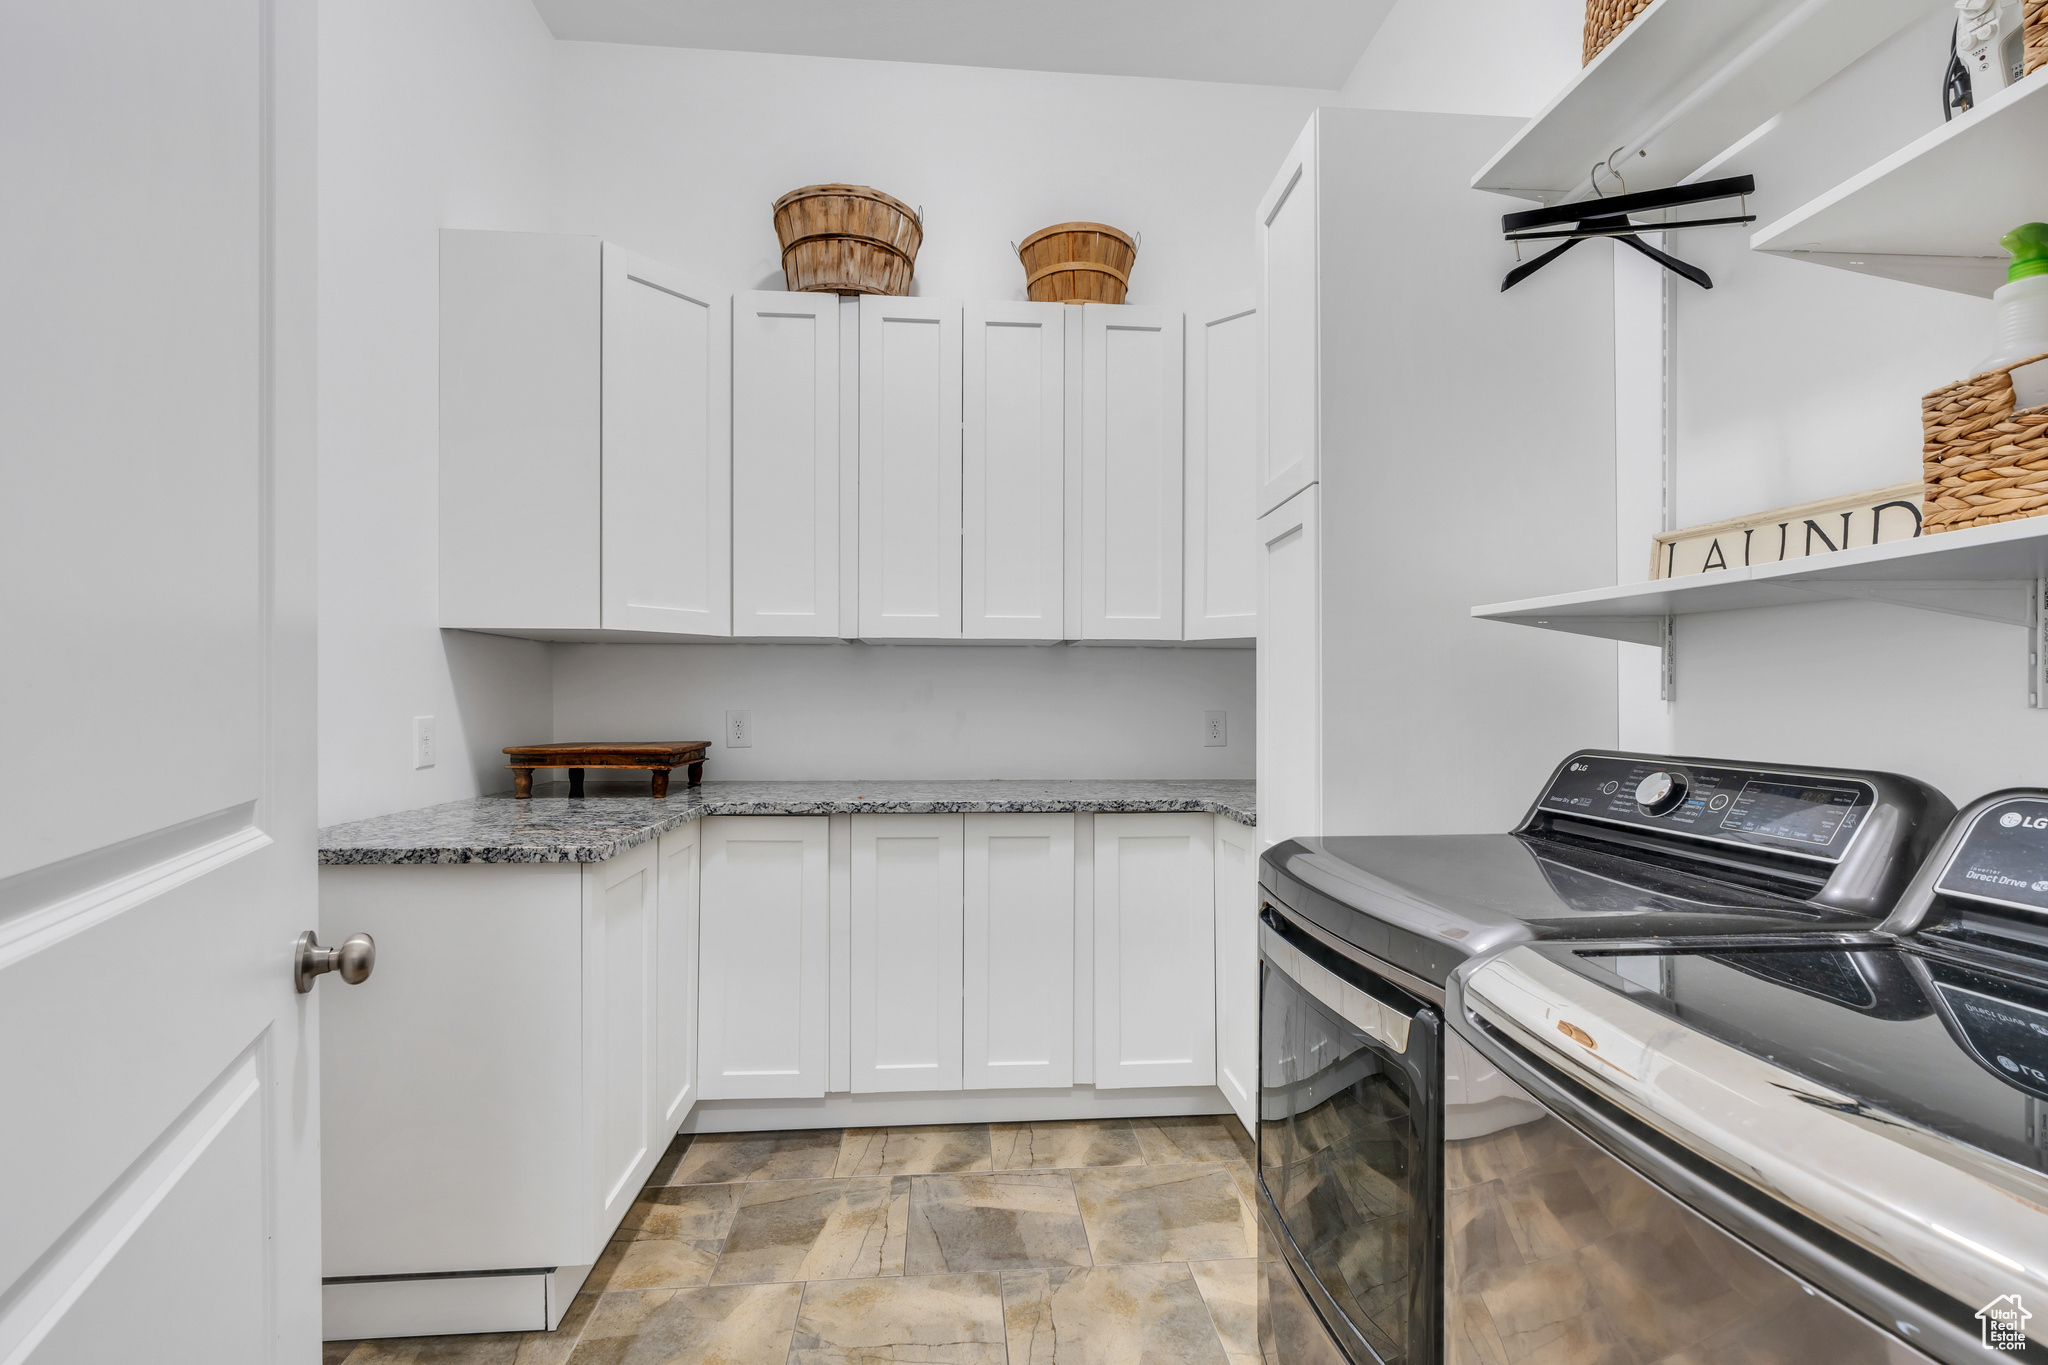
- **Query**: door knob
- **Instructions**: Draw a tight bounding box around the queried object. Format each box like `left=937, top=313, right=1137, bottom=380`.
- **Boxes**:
left=296, top=930, right=375, bottom=993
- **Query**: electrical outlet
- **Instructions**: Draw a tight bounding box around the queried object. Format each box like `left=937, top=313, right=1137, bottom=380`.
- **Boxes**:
left=1204, top=711, right=1227, bottom=747
left=726, top=709, right=752, bottom=748
left=413, top=715, right=437, bottom=769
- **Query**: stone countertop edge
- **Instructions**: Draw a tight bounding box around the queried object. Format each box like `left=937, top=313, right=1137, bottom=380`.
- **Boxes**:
left=319, top=781, right=1258, bottom=866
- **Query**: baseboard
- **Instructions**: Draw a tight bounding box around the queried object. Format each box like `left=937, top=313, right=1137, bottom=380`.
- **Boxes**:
left=681, top=1084, right=1232, bottom=1134
left=322, top=1262, right=591, bottom=1340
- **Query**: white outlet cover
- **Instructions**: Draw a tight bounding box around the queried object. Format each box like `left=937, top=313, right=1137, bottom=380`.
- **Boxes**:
left=413, top=715, right=437, bottom=769
left=726, top=709, right=752, bottom=748
left=1204, top=710, right=1227, bottom=747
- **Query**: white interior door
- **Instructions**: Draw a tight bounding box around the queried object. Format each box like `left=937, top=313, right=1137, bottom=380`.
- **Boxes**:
left=1081, top=304, right=1184, bottom=642
left=733, top=291, right=841, bottom=638
left=1092, top=814, right=1216, bottom=1088
left=697, top=817, right=830, bottom=1099
left=963, top=815, right=1075, bottom=1090
left=601, top=245, right=732, bottom=636
left=858, top=297, right=962, bottom=640
left=1257, top=487, right=1322, bottom=851
left=1258, top=114, right=1320, bottom=516
left=849, top=815, right=964, bottom=1093
left=964, top=301, right=1065, bottom=641
left=0, top=1, right=320, bottom=1360
left=1184, top=293, right=1259, bottom=641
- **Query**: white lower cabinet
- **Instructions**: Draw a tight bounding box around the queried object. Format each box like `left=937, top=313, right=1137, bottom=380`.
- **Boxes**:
left=656, top=821, right=701, bottom=1127
left=1092, top=813, right=1217, bottom=1088
left=1213, top=816, right=1259, bottom=1128
left=964, top=814, right=1076, bottom=1089
left=697, top=815, right=831, bottom=1099
left=850, top=814, right=965, bottom=1091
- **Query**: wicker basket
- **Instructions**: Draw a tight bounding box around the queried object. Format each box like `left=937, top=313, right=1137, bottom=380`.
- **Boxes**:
left=1921, top=353, right=2048, bottom=532
left=1018, top=222, right=1137, bottom=304
left=772, top=184, right=921, bottom=296
left=2029, top=0, right=2048, bottom=75
left=1584, top=0, right=1653, bottom=64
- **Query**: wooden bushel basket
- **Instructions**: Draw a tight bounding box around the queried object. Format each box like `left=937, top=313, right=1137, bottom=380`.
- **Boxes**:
left=773, top=184, right=922, bottom=296
left=1018, top=222, right=1137, bottom=304
left=1922, top=352, right=2048, bottom=533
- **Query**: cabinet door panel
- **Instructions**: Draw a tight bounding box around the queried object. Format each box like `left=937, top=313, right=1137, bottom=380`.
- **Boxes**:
left=964, top=814, right=1074, bottom=1090
left=584, top=840, right=660, bottom=1240
left=1185, top=294, right=1258, bottom=641
left=734, top=292, right=840, bottom=637
left=1081, top=304, right=1183, bottom=641
left=1093, top=813, right=1215, bottom=1088
left=964, top=302, right=1064, bottom=640
left=850, top=814, right=963, bottom=1093
left=1256, top=487, right=1321, bottom=851
left=698, top=816, right=831, bottom=1098
left=1214, top=816, right=1259, bottom=1129
left=601, top=246, right=731, bottom=634
left=1258, top=116, right=1319, bottom=516
left=859, top=298, right=962, bottom=639
left=656, top=825, right=700, bottom=1130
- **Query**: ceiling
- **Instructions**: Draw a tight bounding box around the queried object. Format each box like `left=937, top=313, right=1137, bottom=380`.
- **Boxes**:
left=529, top=0, right=1396, bottom=89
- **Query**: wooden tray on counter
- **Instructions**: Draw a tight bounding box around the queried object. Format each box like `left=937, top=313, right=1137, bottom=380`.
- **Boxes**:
left=504, top=741, right=708, bottom=799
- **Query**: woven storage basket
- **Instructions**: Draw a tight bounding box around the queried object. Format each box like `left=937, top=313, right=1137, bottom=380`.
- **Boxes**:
left=2029, top=0, right=2048, bottom=75
left=772, top=184, right=921, bottom=296
left=1018, top=222, right=1137, bottom=304
left=1584, top=0, right=1653, bottom=63
left=1922, top=352, right=2048, bottom=532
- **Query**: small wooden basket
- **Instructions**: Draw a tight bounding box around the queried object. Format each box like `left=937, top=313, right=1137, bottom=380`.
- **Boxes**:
left=1018, top=222, right=1137, bottom=304
left=773, top=184, right=922, bottom=296
left=1583, top=0, right=1653, bottom=63
left=1921, top=353, right=2048, bottom=533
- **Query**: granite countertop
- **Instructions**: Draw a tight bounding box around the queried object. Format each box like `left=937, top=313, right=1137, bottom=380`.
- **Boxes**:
left=319, top=779, right=1257, bottom=865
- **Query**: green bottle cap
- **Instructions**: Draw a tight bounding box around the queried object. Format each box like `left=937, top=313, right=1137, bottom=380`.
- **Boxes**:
left=2005, top=223, right=2048, bottom=282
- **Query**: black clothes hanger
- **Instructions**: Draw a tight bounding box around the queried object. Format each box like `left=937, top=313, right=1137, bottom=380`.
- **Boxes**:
left=1499, top=173, right=1757, bottom=292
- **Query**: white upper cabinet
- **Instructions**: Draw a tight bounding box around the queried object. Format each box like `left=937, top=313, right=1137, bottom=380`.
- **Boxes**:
left=440, top=231, right=732, bottom=639
left=964, top=302, right=1066, bottom=642
left=849, top=814, right=964, bottom=1093
left=963, top=814, right=1075, bottom=1090
left=1080, top=303, right=1184, bottom=642
left=1258, top=117, right=1319, bottom=516
left=1092, top=813, right=1216, bottom=1088
left=697, top=815, right=831, bottom=1099
left=734, top=290, right=843, bottom=638
left=1184, top=293, right=1258, bottom=642
left=858, top=297, right=962, bottom=640
left=601, top=245, right=732, bottom=636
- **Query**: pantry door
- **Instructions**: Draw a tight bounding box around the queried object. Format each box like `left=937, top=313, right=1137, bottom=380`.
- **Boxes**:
left=0, top=2, right=321, bottom=1362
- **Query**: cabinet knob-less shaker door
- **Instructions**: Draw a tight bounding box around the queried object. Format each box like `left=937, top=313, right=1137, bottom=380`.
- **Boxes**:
left=1184, top=293, right=1259, bottom=642
left=1257, top=114, right=1319, bottom=517
left=1257, top=486, right=1321, bottom=851
left=1081, top=304, right=1185, bottom=642
left=964, top=301, right=1066, bottom=641
left=733, top=291, right=841, bottom=638
left=656, top=824, right=700, bottom=1129
left=1093, top=813, right=1216, bottom=1087
left=584, top=840, right=662, bottom=1246
left=601, top=245, right=731, bottom=635
left=964, top=814, right=1075, bottom=1089
left=859, top=297, right=962, bottom=640
left=849, top=814, right=964, bottom=1093
left=698, top=816, right=831, bottom=1098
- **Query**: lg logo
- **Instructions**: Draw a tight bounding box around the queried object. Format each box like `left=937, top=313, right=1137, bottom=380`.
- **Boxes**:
left=2000, top=811, right=2048, bottom=829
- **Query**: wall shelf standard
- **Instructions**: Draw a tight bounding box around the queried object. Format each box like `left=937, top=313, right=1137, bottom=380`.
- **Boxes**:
left=1473, top=517, right=2048, bottom=705
left=1470, top=0, right=1930, bottom=205
left=1750, top=68, right=2048, bottom=297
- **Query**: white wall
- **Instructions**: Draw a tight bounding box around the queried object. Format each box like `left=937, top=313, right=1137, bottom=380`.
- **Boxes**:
left=1614, top=11, right=2048, bottom=805
left=552, top=644, right=1253, bottom=780
left=317, top=0, right=559, bottom=825
left=1338, top=0, right=1583, bottom=117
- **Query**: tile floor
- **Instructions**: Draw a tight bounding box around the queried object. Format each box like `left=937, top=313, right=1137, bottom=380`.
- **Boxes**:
left=323, top=1115, right=1262, bottom=1365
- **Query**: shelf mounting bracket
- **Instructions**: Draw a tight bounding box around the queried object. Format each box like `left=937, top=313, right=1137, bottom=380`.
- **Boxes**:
left=1660, top=615, right=1676, bottom=702
left=2033, top=577, right=2048, bottom=710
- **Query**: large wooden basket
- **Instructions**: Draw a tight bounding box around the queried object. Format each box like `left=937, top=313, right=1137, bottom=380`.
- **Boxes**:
left=1018, top=222, right=1137, bottom=304
left=1583, top=0, right=1653, bottom=63
left=1922, top=352, right=2048, bottom=532
left=773, top=184, right=921, bottom=296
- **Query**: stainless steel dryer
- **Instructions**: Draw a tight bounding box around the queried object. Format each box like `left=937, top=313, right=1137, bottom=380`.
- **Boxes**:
left=1253, top=750, right=1955, bottom=1365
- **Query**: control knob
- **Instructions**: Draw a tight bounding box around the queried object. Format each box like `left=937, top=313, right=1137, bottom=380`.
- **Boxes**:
left=1634, top=770, right=1687, bottom=816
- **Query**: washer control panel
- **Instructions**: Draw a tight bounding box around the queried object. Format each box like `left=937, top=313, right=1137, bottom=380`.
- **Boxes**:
left=1937, top=796, right=2048, bottom=916
left=1535, top=754, right=1874, bottom=862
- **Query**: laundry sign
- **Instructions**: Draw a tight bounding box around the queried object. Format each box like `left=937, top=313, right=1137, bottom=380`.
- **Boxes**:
left=1650, top=482, right=1924, bottom=580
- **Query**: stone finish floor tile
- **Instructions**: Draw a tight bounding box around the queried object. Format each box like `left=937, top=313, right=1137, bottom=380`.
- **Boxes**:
left=565, top=1283, right=802, bottom=1365
left=328, top=1335, right=526, bottom=1364
left=1132, top=1116, right=1255, bottom=1167
left=1072, top=1166, right=1256, bottom=1264
left=588, top=1238, right=720, bottom=1293
left=665, top=1130, right=843, bottom=1185
left=1002, top=1263, right=1229, bottom=1365
left=711, top=1177, right=910, bottom=1284
left=617, top=1184, right=740, bottom=1243
left=906, top=1172, right=1094, bottom=1273
left=836, top=1124, right=994, bottom=1177
left=514, top=1292, right=599, bottom=1365
left=1187, top=1259, right=1258, bottom=1359
left=790, top=1272, right=1007, bottom=1365
left=991, top=1120, right=1145, bottom=1171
